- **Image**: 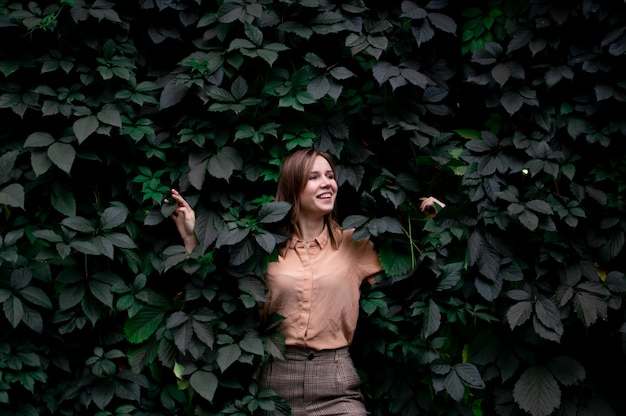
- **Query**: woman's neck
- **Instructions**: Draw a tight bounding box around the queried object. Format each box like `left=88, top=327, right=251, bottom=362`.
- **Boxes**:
left=296, top=216, right=325, bottom=242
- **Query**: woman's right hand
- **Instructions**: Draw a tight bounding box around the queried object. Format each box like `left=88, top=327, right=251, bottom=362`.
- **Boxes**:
left=419, top=196, right=446, bottom=218
left=166, top=188, right=199, bottom=252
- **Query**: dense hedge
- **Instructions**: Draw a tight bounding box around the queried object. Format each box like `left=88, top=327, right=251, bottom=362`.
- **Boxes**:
left=1, top=0, right=625, bottom=415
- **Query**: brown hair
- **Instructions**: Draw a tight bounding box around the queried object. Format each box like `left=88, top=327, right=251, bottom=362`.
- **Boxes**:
left=275, top=148, right=342, bottom=248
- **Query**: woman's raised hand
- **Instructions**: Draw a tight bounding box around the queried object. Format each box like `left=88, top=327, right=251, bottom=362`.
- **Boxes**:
left=419, top=196, right=446, bottom=218
left=167, top=189, right=199, bottom=252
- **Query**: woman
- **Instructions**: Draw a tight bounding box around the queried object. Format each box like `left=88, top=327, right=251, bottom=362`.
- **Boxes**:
left=168, top=148, right=445, bottom=415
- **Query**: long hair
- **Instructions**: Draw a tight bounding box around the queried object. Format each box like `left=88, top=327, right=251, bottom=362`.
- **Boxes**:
left=275, top=148, right=342, bottom=248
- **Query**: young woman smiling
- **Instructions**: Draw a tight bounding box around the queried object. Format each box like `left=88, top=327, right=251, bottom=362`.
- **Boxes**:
left=168, top=148, right=445, bottom=415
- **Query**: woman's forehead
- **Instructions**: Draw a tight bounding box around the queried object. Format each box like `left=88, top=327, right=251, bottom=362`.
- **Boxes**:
left=309, top=155, right=332, bottom=171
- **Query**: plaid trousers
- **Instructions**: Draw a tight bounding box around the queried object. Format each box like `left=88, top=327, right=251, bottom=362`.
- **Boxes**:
left=260, top=346, right=368, bottom=416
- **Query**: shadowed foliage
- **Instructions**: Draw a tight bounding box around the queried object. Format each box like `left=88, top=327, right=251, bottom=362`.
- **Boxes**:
left=0, top=1, right=624, bottom=415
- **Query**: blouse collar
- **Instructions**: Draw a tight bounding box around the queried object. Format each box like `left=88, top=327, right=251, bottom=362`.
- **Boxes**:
left=287, top=225, right=329, bottom=249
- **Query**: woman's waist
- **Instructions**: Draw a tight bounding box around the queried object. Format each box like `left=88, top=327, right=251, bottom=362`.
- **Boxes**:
left=281, top=345, right=350, bottom=361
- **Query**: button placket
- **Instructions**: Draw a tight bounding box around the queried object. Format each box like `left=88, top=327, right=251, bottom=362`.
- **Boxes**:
left=294, top=241, right=313, bottom=343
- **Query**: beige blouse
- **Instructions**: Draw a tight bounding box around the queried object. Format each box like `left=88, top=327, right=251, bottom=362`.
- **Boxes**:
left=263, top=227, right=383, bottom=351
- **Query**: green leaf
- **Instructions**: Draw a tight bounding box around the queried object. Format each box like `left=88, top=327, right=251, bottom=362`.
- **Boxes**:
left=506, top=301, right=532, bottom=330
left=308, top=76, right=331, bottom=99
left=100, top=206, right=128, bottom=229
left=20, top=286, right=53, bottom=309
left=501, top=91, right=523, bottom=115
left=279, top=21, right=313, bottom=39
left=208, top=146, right=242, bottom=181
left=572, top=283, right=609, bottom=327
left=454, top=363, right=485, bottom=388
left=70, top=239, right=102, bottom=256
left=217, top=343, right=241, bottom=372
left=4, top=295, right=24, bottom=328
left=92, top=380, right=116, bottom=410
left=228, top=38, right=256, bottom=52
left=73, top=115, right=99, bottom=144
left=423, top=299, right=441, bottom=338
left=367, top=216, right=403, bottom=235
left=257, top=201, right=291, bottom=223
left=47, top=142, right=76, bottom=174
left=216, top=227, right=250, bottom=248
left=160, top=80, right=189, bottom=109
left=444, top=369, right=464, bottom=401
left=10, top=267, right=31, bottom=289
left=24, top=132, right=55, bottom=147
left=218, top=3, right=243, bottom=23
left=61, top=216, right=95, bottom=233
left=244, top=23, right=263, bottom=47
left=89, top=278, right=114, bottom=308
left=546, top=356, right=585, bottom=386
left=59, top=284, right=86, bottom=310
left=329, top=66, right=355, bottom=80
left=167, top=311, right=189, bottom=328
left=104, top=232, right=136, bottom=249
left=526, top=200, right=553, bottom=215
left=361, top=291, right=387, bottom=316
left=31, top=150, right=52, bottom=177
left=519, top=210, right=539, bottom=231
left=192, top=318, right=215, bottom=349
left=124, top=307, right=165, bottom=344
left=97, top=107, right=122, bottom=127
left=378, top=244, right=411, bottom=277
left=190, top=370, right=218, bottom=402
left=173, top=320, right=192, bottom=352
left=401, top=2, right=427, bottom=19
left=372, top=62, right=400, bottom=85
left=51, top=184, right=76, bottom=216
left=342, top=215, right=368, bottom=229
left=32, top=229, right=63, bottom=243
left=238, top=276, right=267, bottom=302
left=0, top=183, right=25, bottom=209
left=255, top=231, right=276, bottom=253
left=437, top=262, right=464, bottom=290
left=257, top=48, right=279, bottom=65
left=513, top=366, right=561, bottom=416
left=230, top=76, right=248, bottom=100
left=1, top=150, right=19, bottom=182
left=428, top=12, right=457, bottom=33
left=231, top=238, right=254, bottom=266
left=240, top=333, right=264, bottom=356
left=491, top=63, right=511, bottom=86
left=295, top=91, right=315, bottom=105
left=205, top=86, right=235, bottom=102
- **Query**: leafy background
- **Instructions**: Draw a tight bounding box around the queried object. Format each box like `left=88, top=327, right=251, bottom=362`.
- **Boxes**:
left=1, top=0, right=625, bottom=415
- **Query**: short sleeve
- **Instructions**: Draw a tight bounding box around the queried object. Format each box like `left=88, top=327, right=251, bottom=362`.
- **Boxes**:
left=344, top=229, right=383, bottom=285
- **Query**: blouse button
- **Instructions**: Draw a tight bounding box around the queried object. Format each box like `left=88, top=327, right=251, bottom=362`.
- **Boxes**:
left=307, top=353, right=314, bottom=360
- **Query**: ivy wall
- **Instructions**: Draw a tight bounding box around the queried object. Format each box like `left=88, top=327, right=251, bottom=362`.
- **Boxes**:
left=0, top=1, right=625, bottom=416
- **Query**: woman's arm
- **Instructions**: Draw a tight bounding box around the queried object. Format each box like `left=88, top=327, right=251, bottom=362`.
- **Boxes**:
left=167, top=188, right=199, bottom=252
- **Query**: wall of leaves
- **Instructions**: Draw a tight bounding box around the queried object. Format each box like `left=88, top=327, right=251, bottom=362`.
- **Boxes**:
left=1, top=0, right=625, bottom=415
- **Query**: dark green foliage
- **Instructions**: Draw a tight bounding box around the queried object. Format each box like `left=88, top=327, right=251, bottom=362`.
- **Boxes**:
left=0, top=0, right=625, bottom=415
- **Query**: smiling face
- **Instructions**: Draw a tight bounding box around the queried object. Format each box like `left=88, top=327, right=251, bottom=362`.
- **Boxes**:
left=297, top=155, right=338, bottom=220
